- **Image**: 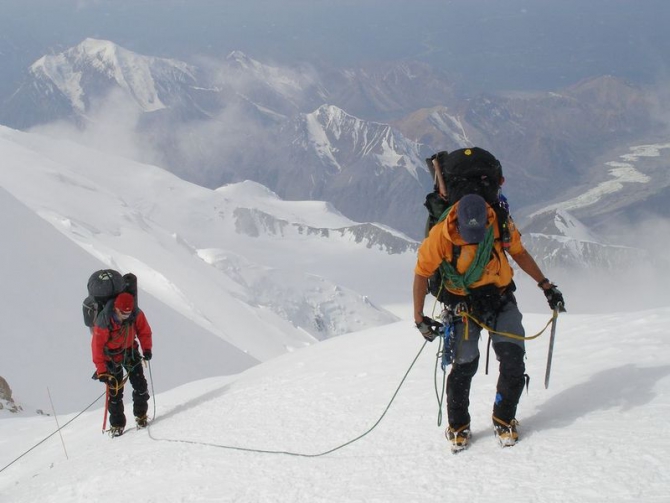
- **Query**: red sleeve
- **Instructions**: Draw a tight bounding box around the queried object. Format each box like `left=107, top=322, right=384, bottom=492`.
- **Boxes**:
left=91, top=326, right=110, bottom=374
left=134, top=310, right=152, bottom=353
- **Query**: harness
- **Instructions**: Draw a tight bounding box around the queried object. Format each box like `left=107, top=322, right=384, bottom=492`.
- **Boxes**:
left=433, top=205, right=513, bottom=320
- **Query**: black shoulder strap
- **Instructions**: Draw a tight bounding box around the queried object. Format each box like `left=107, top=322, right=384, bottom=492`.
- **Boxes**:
left=492, top=204, right=511, bottom=250
left=450, top=244, right=461, bottom=270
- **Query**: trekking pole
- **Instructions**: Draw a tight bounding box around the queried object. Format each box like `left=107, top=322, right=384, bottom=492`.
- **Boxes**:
left=544, top=304, right=563, bottom=389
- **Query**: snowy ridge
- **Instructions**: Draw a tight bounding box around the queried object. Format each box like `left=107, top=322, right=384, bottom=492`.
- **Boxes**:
left=523, top=232, right=640, bottom=270
left=427, top=106, right=471, bottom=146
left=528, top=143, right=665, bottom=219
left=305, top=104, right=424, bottom=178
left=523, top=209, right=600, bottom=242
left=2, top=309, right=669, bottom=501
left=232, top=207, right=417, bottom=254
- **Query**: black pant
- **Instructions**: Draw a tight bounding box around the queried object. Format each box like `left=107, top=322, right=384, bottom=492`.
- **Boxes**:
left=107, top=351, right=149, bottom=428
left=447, top=342, right=526, bottom=428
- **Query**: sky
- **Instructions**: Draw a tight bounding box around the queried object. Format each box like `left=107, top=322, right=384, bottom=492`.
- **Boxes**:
left=1, top=0, right=669, bottom=99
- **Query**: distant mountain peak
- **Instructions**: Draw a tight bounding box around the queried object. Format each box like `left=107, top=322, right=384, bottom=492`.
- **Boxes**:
left=522, top=208, right=600, bottom=243
left=29, top=38, right=196, bottom=113
left=226, top=50, right=255, bottom=67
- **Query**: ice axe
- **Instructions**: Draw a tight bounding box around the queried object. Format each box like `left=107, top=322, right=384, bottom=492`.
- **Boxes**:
left=544, top=303, right=565, bottom=389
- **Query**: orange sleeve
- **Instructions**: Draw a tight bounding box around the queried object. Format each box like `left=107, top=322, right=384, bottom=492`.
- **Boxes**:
left=414, top=221, right=449, bottom=278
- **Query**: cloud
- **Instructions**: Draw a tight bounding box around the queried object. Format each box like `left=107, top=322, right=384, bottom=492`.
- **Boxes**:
left=30, top=88, right=161, bottom=168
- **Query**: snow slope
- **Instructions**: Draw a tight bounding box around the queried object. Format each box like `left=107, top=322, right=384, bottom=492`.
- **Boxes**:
left=0, top=185, right=256, bottom=414
left=0, top=124, right=417, bottom=414
left=1, top=308, right=669, bottom=502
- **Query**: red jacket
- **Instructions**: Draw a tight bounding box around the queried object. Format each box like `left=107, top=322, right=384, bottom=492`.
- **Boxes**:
left=91, top=304, right=152, bottom=374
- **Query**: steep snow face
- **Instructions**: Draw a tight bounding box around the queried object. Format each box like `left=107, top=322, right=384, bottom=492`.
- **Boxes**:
left=30, top=38, right=196, bottom=112
left=427, top=107, right=471, bottom=146
left=551, top=210, right=600, bottom=242
left=305, top=105, right=424, bottom=178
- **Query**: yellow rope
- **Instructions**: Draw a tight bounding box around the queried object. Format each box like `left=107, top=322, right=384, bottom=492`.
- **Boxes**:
left=100, top=373, right=129, bottom=396
left=430, top=281, right=556, bottom=341
left=460, top=310, right=556, bottom=341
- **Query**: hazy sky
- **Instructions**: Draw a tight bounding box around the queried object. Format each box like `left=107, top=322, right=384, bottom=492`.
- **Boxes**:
left=1, top=0, right=669, bottom=96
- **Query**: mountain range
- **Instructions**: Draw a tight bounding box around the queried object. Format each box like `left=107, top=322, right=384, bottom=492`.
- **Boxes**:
left=2, top=38, right=669, bottom=244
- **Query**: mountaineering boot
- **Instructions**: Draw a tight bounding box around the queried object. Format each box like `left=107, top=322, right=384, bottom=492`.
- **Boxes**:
left=445, top=424, right=471, bottom=453
left=109, top=426, right=124, bottom=438
left=135, top=415, right=148, bottom=428
left=492, top=416, right=518, bottom=447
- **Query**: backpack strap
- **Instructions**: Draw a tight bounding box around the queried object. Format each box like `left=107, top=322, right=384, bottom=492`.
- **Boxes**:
left=492, top=204, right=511, bottom=250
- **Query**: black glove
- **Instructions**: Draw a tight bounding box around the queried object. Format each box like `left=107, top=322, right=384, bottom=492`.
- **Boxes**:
left=415, top=316, right=443, bottom=342
left=143, top=350, right=152, bottom=361
left=544, top=285, right=566, bottom=312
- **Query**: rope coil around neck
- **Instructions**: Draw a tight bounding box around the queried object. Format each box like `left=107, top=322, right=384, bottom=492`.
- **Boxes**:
left=439, top=226, right=495, bottom=294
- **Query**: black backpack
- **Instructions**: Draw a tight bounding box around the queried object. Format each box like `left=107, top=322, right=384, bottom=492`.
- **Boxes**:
left=82, top=269, right=138, bottom=328
left=422, top=148, right=510, bottom=301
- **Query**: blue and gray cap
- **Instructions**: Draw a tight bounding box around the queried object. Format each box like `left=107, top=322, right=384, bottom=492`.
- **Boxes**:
left=457, top=194, right=488, bottom=244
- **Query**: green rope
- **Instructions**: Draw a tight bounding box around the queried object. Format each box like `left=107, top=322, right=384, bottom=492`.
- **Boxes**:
left=439, top=225, right=495, bottom=293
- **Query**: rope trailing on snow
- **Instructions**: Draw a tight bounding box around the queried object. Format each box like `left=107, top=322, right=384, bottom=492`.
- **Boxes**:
left=147, top=360, right=157, bottom=422
left=1, top=361, right=140, bottom=473
left=147, top=340, right=428, bottom=458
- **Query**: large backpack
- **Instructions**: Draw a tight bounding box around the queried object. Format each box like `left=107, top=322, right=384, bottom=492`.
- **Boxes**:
left=82, top=269, right=137, bottom=328
left=422, top=148, right=511, bottom=301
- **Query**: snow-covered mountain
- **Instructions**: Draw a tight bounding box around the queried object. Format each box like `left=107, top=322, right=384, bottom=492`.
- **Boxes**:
left=0, top=40, right=435, bottom=239
left=520, top=209, right=643, bottom=270
left=1, top=39, right=212, bottom=128
left=2, top=39, right=669, bottom=244
left=266, top=104, right=432, bottom=236
left=0, top=124, right=417, bottom=412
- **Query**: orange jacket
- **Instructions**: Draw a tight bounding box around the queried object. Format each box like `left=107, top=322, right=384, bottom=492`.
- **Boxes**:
left=414, top=202, right=526, bottom=296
